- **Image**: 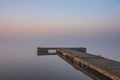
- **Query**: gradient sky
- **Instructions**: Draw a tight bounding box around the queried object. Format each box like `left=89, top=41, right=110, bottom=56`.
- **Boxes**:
left=0, top=0, right=120, bottom=38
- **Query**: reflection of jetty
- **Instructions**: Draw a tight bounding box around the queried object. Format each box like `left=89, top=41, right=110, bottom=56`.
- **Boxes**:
left=37, top=47, right=120, bottom=80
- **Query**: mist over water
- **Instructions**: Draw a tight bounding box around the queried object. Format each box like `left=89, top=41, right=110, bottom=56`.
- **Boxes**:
left=0, top=31, right=120, bottom=80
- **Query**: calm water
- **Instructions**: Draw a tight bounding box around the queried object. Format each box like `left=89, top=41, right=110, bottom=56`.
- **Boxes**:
left=0, top=36, right=120, bottom=80
left=0, top=46, right=93, bottom=80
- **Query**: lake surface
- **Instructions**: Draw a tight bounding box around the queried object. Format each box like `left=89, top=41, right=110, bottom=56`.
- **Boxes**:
left=0, top=46, right=93, bottom=80
left=0, top=37, right=120, bottom=80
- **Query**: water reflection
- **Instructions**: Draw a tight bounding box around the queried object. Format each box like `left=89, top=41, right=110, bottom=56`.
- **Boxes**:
left=0, top=50, right=92, bottom=80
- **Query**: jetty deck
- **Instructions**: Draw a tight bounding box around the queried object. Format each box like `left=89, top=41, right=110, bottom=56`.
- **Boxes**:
left=37, top=47, right=120, bottom=80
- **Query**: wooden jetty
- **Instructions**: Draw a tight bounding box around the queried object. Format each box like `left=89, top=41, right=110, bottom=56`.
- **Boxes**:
left=37, top=47, right=120, bottom=80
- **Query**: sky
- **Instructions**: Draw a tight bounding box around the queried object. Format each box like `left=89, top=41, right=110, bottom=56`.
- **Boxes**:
left=0, top=0, right=120, bottom=37
left=0, top=0, right=120, bottom=61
